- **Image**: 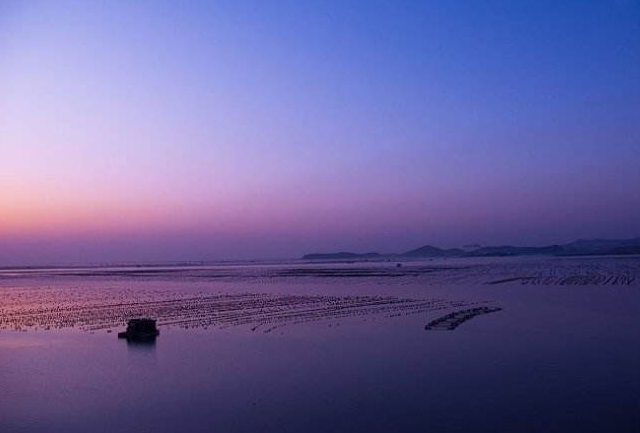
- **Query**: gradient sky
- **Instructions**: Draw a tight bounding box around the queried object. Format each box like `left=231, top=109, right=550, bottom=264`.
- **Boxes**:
left=1, top=0, right=639, bottom=265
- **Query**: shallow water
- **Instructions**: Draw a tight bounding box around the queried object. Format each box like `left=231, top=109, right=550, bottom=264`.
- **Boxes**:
left=1, top=258, right=640, bottom=432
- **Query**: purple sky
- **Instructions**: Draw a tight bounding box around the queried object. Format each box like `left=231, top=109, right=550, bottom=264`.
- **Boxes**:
left=1, top=0, right=639, bottom=265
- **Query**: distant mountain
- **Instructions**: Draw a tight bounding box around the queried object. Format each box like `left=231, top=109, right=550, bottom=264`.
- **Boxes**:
left=302, top=252, right=381, bottom=260
left=604, top=245, right=640, bottom=255
left=466, top=238, right=640, bottom=257
left=559, top=238, right=640, bottom=256
left=467, top=245, right=564, bottom=257
left=301, top=237, right=640, bottom=260
left=401, top=245, right=464, bottom=257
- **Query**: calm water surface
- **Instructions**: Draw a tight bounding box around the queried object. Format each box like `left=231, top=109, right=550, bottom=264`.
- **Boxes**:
left=1, top=261, right=639, bottom=432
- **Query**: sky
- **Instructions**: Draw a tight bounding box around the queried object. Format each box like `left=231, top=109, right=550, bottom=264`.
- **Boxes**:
left=1, top=0, right=639, bottom=265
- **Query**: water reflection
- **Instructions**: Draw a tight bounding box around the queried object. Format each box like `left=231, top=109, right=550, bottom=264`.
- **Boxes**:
left=124, top=337, right=157, bottom=356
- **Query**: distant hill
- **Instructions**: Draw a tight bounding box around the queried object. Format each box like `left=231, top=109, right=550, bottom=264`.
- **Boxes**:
left=559, top=238, right=640, bottom=256
left=401, top=245, right=464, bottom=257
left=302, top=252, right=381, bottom=260
left=462, top=238, right=640, bottom=257
left=467, top=245, right=564, bottom=257
left=301, top=237, right=640, bottom=260
left=604, top=245, right=640, bottom=255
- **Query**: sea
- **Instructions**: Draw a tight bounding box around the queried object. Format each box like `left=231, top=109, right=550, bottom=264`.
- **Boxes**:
left=1, top=256, right=639, bottom=432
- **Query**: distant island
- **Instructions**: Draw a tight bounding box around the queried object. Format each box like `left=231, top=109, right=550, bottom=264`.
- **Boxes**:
left=302, top=237, right=640, bottom=260
left=301, top=252, right=382, bottom=260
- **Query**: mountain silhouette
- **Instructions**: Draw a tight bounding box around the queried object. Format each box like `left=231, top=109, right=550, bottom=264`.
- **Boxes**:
left=302, top=237, right=640, bottom=260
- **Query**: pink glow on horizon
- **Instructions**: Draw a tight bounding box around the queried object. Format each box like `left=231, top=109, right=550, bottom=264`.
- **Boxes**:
left=1, top=1, right=639, bottom=264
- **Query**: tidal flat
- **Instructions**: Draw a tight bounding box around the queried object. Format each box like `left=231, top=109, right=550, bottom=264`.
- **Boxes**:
left=1, top=256, right=640, bottom=432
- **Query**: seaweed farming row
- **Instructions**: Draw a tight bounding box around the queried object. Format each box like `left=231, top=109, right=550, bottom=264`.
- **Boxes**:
left=487, top=275, right=637, bottom=285
left=425, top=307, right=503, bottom=330
left=0, top=286, right=478, bottom=333
left=1, top=256, right=638, bottom=286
